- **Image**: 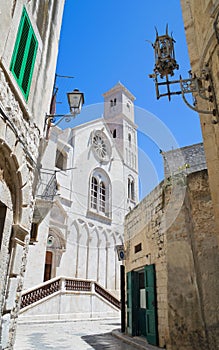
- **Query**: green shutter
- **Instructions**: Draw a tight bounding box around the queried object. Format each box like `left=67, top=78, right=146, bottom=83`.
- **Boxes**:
left=10, top=7, right=38, bottom=101
left=144, top=264, right=158, bottom=346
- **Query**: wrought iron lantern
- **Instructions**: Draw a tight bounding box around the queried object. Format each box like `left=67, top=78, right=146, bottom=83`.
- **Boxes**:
left=149, top=26, right=218, bottom=123
left=153, top=27, right=179, bottom=78
left=45, top=88, right=84, bottom=127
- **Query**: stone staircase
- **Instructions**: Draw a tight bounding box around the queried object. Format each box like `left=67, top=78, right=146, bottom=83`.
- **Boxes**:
left=18, top=277, right=120, bottom=322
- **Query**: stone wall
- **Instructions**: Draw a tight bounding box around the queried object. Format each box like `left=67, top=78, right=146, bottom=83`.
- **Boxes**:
left=180, top=0, right=219, bottom=237
left=0, top=1, right=65, bottom=348
left=125, top=180, right=169, bottom=347
left=125, top=169, right=219, bottom=349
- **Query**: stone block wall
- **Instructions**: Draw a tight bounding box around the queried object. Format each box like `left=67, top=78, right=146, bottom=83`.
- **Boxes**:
left=180, top=0, right=219, bottom=236
left=125, top=181, right=169, bottom=347
left=125, top=169, right=219, bottom=349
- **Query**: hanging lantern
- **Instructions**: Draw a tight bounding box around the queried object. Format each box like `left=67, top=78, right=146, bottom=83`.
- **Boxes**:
left=153, top=26, right=179, bottom=78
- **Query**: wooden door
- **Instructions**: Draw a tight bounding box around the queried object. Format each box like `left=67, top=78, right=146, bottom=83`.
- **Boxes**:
left=126, top=271, right=138, bottom=336
left=44, top=251, right=53, bottom=281
left=144, top=264, right=158, bottom=345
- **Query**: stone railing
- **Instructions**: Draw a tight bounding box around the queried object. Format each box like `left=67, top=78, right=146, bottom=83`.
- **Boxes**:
left=65, top=279, right=91, bottom=292
left=21, top=278, right=61, bottom=308
left=94, top=283, right=121, bottom=309
left=20, top=277, right=120, bottom=310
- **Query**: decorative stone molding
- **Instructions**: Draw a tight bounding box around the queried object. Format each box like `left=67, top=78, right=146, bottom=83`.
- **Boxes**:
left=0, top=66, right=40, bottom=165
left=12, top=224, right=29, bottom=245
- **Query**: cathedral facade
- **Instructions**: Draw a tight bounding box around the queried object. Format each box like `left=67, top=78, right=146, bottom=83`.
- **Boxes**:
left=23, top=82, right=139, bottom=298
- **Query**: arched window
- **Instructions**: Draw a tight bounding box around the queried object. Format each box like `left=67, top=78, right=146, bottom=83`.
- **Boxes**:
left=112, top=129, right=116, bottom=138
left=128, top=176, right=135, bottom=201
left=110, top=99, right=113, bottom=107
left=99, top=181, right=105, bottom=213
left=91, top=176, right=98, bottom=210
left=114, top=98, right=117, bottom=106
left=89, top=169, right=111, bottom=217
left=131, top=180, right=135, bottom=201
left=128, top=178, right=131, bottom=199
left=128, top=133, right=131, bottom=146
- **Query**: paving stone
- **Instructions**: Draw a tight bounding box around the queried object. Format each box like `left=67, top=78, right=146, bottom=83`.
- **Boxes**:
left=15, top=318, right=135, bottom=350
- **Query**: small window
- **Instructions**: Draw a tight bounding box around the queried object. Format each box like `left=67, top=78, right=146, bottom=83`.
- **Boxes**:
left=55, top=150, right=66, bottom=170
left=134, top=243, right=142, bottom=253
left=10, top=7, right=38, bottom=101
left=128, top=133, right=131, bottom=146
left=128, top=178, right=131, bottom=198
left=0, top=202, right=7, bottom=249
left=112, top=129, right=116, bottom=138
left=30, top=222, right=38, bottom=243
left=131, top=181, right=135, bottom=201
left=114, top=98, right=117, bottom=106
left=128, top=177, right=135, bottom=201
left=110, top=100, right=113, bottom=107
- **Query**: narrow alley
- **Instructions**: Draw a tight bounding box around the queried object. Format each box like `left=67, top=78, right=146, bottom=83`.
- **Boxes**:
left=14, top=318, right=142, bottom=350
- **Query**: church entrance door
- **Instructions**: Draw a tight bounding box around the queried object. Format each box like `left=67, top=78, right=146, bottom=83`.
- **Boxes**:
left=44, top=251, right=53, bottom=281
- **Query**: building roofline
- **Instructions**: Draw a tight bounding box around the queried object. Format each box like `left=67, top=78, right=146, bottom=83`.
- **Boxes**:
left=102, top=82, right=136, bottom=101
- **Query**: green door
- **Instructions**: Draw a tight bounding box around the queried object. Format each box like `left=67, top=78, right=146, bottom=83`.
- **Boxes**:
left=144, top=264, right=158, bottom=345
left=126, top=271, right=138, bottom=336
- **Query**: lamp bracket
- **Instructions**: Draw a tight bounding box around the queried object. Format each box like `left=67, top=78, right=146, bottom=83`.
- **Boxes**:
left=150, top=66, right=218, bottom=123
left=44, top=113, right=77, bottom=128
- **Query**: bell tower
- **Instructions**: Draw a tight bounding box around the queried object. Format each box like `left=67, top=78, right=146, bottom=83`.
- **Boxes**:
left=103, top=81, right=135, bottom=122
left=103, top=82, right=139, bottom=207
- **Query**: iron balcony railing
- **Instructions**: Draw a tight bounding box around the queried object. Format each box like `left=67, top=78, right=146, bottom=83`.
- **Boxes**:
left=36, top=170, right=58, bottom=201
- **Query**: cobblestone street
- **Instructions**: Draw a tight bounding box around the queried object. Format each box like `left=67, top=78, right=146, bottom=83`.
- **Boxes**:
left=14, top=318, right=139, bottom=350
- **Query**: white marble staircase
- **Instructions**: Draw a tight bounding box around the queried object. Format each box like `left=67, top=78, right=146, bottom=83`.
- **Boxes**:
left=18, top=277, right=120, bottom=322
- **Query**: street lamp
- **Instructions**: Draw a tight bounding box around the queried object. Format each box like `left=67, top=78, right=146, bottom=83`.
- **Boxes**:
left=67, top=88, right=84, bottom=116
left=149, top=26, right=218, bottom=123
left=45, top=88, right=85, bottom=131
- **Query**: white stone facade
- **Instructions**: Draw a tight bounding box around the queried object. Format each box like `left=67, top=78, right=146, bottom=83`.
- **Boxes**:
left=24, top=83, right=139, bottom=297
left=0, top=1, right=65, bottom=348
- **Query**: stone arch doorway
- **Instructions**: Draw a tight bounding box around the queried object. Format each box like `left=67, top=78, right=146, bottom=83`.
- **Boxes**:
left=44, top=230, right=66, bottom=281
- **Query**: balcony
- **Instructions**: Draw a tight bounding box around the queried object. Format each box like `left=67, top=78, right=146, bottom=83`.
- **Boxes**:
left=33, top=170, right=58, bottom=224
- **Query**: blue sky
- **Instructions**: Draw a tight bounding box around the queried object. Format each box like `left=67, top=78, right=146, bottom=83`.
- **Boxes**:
left=55, top=0, right=203, bottom=199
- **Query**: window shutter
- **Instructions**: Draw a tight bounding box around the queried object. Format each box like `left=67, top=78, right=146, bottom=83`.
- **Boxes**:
left=22, top=33, right=37, bottom=94
left=10, top=7, right=38, bottom=101
left=13, top=17, right=29, bottom=80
